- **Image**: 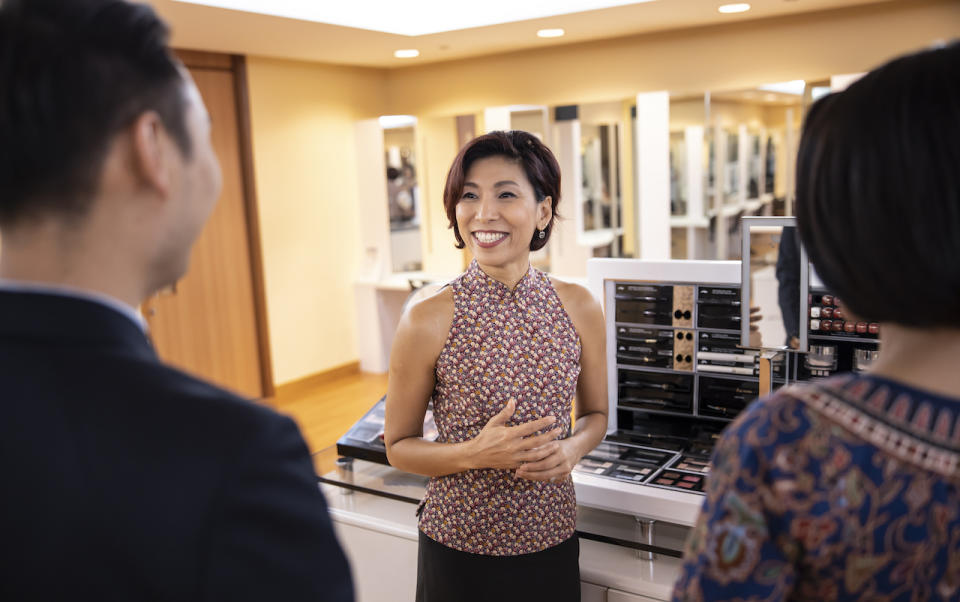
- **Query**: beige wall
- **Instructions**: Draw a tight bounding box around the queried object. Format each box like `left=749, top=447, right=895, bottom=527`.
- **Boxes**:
left=246, top=56, right=386, bottom=384
left=383, top=0, right=958, bottom=116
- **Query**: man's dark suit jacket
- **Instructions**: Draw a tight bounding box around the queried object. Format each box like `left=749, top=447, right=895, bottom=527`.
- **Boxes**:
left=0, top=290, right=354, bottom=601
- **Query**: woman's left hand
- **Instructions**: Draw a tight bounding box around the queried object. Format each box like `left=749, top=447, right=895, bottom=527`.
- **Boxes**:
left=513, top=438, right=581, bottom=482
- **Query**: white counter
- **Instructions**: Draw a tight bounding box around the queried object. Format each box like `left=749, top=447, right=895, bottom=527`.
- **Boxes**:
left=321, top=465, right=689, bottom=602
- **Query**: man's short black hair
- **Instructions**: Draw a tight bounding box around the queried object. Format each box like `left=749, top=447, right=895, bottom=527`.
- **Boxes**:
left=796, top=42, right=960, bottom=327
left=0, top=0, right=190, bottom=224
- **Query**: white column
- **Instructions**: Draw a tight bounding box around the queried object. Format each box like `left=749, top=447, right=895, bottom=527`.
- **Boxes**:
left=551, top=118, right=593, bottom=278
left=483, top=106, right=512, bottom=132
left=759, top=127, right=768, bottom=203
left=353, top=119, right=392, bottom=373
left=635, top=92, right=671, bottom=260
left=684, top=126, right=705, bottom=259
left=738, top=124, right=749, bottom=205
left=415, top=116, right=463, bottom=275
left=785, top=108, right=796, bottom=216
left=715, top=127, right=728, bottom=260
left=355, top=119, right=390, bottom=279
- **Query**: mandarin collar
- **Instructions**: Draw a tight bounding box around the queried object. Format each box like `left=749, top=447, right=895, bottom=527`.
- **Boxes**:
left=463, top=259, right=538, bottom=299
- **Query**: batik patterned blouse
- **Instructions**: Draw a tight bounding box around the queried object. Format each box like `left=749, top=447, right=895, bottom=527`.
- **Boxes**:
left=418, top=260, right=581, bottom=556
left=673, top=373, right=960, bottom=601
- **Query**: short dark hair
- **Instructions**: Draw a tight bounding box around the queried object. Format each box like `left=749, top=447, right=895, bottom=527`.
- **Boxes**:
left=796, top=42, right=960, bottom=327
left=443, top=130, right=561, bottom=251
left=0, top=0, right=190, bottom=225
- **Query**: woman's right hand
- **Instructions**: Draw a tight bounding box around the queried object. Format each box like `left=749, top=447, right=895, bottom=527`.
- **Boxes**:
left=465, top=399, right=561, bottom=470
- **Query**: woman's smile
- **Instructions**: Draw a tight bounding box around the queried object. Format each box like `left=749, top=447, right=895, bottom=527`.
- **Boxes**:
left=473, top=230, right=509, bottom=248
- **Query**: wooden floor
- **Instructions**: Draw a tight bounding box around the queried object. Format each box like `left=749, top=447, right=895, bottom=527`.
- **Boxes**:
left=267, top=370, right=389, bottom=455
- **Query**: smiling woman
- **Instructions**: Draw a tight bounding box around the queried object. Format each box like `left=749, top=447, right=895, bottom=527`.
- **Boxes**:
left=383, top=131, right=609, bottom=601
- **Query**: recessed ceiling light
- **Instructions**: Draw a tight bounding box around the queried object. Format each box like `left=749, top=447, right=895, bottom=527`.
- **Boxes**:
left=394, top=49, right=420, bottom=58
left=718, top=3, right=751, bottom=14
left=537, top=28, right=565, bottom=38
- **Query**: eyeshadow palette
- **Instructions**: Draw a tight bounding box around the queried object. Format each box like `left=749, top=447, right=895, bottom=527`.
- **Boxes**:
left=581, top=442, right=675, bottom=468
left=584, top=442, right=629, bottom=462
left=621, top=447, right=674, bottom=465
left=649, top=469, right=706, bottom=493
left=574, top=440, right=712, bottom=494
left=609, top=464, right=653, bottom=482
left=575, top=442, right=676, bottom=483
left=670, top=455, right=711, bottom=474
left=576, top=458, right=615, bottom=475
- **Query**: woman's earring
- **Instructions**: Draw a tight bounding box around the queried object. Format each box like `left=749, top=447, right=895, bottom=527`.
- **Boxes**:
left=538, top=229, right=546, bottom=240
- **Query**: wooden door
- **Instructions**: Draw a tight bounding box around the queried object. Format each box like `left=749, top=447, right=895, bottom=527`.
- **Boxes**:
left=143, top=53, right=271, bottom=399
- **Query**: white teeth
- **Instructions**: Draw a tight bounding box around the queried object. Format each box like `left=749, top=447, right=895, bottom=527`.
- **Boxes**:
left=475, top=232, right=507, bottom=244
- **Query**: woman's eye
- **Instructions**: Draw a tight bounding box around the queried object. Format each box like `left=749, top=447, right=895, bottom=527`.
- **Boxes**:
left=461, top=192, right=478, bottom=200
left=498, top=192, right=516, bottom=199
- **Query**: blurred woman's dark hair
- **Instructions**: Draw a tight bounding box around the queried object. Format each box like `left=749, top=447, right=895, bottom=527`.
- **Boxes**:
left=796, top=42, right=960, bottom=327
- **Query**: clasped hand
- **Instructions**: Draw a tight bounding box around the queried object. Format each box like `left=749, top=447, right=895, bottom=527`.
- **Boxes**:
left=468, top=398, right=579, bottom=483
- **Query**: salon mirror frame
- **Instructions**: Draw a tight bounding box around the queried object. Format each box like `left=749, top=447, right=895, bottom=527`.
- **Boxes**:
left=740, top=216, right=809, bottom=352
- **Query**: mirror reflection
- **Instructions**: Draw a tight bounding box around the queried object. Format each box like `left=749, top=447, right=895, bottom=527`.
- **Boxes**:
left=744, top=223, right=806, bottom=350
left=382, top=116, right=422, bottom=273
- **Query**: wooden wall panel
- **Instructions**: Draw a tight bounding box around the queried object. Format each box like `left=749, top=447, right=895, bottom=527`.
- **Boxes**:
left=144, top=64, right=265, bottom=399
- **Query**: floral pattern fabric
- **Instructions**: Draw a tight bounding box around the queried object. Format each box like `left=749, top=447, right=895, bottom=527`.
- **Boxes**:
left=418, top=260, right=582, bottom=556
left=673, top=373, right=960, bottom=601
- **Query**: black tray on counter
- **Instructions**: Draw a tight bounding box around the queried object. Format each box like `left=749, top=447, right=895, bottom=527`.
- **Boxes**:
left=336, top=396, right=438, bottom=466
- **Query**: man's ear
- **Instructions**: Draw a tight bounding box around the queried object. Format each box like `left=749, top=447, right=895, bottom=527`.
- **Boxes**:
left=130, top=111, right=171, bottom=198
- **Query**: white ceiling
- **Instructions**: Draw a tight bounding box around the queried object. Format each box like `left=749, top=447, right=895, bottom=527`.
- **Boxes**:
left=169, top=0, right=657, bottom=36
left=145, top=0, right=898, bottom=69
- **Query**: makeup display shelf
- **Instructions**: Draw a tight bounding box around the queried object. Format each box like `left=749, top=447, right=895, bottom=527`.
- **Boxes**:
left=578, top=259, right=790, bottom=501
left=797, top=287, right=881, bottom=380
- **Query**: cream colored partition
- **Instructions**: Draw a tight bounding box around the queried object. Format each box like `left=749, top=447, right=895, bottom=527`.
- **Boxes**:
left=355, top=119, right=391, bottom=280
left=634, top=92, right=671, bottom=260
left=551, top=117, right=593, bottom=278
left=415, top=116, right=464, bottom=275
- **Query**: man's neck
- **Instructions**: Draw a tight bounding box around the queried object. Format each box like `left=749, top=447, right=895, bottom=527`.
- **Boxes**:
left=0, top=221, right=146, bottom=308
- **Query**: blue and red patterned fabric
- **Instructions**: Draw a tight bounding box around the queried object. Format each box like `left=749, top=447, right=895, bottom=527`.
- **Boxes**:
left=674, top=372, right=960, bottom=601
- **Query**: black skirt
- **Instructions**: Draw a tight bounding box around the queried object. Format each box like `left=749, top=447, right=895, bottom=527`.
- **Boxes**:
left=415, top=531, right=580, bottom=602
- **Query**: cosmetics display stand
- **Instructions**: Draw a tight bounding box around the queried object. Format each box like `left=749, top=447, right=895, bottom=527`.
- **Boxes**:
left=568, top=259, right=767, bottom=558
